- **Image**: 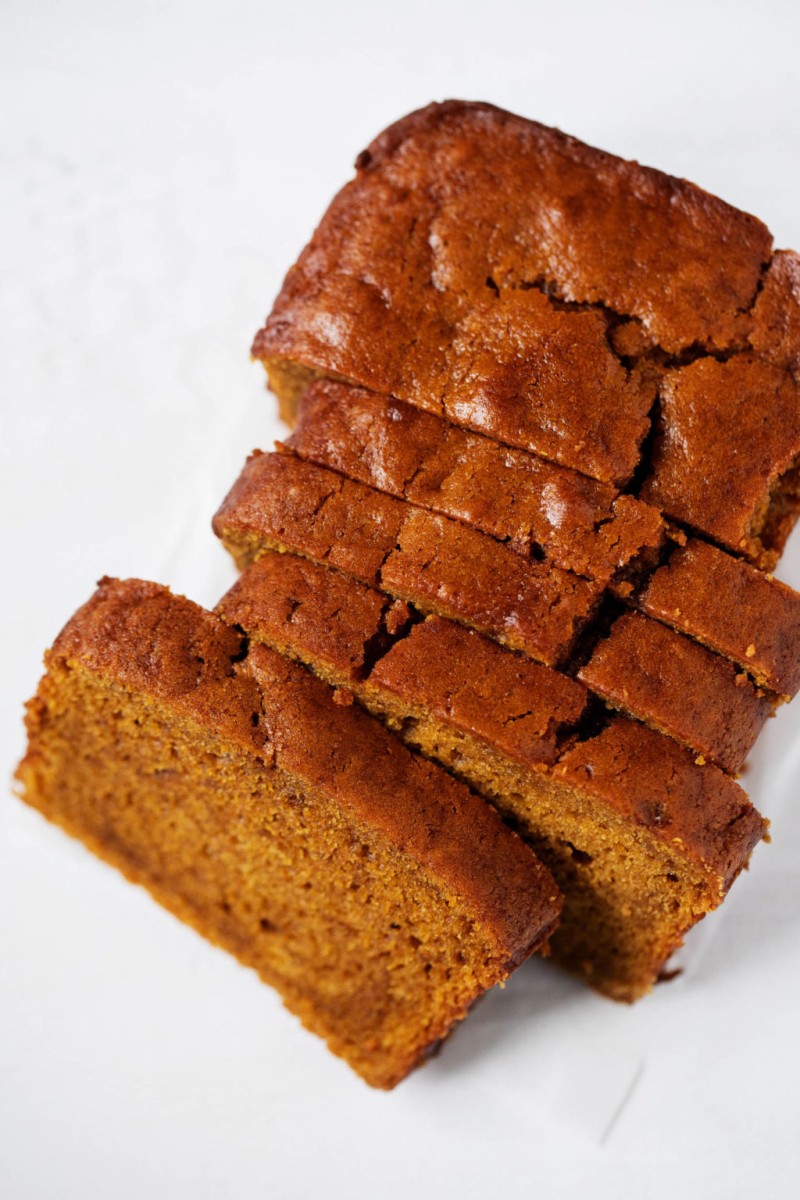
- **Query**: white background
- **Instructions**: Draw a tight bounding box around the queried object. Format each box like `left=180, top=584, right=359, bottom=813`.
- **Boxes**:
left=2, top=1, right=800, bottom=1196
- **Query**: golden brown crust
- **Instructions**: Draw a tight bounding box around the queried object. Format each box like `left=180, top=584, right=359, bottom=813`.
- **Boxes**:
left=556, top=718, right=767, bottom=895
left=37, top=577, right=561, bottom=962
left=640, top=357, right=800, bottom=567
left=638, top=539, right=800, bottom=699
left=363, top=616, right=589, bottom=769
left=219, top=555, right=591, bottom=770
left=217, top=552, right=391, bottom=684
left=285, top=380, right=665, bottom=582
left=213, top=450, right=405, bottom=584
left=253, top=101, right=774, bottom=484
left=578, top=611, right=773, bottom=774
left=749, top=250, right=800, bottom=370
left=380, top=507, right=603, bottom=666
left=355, top=102, right=770, bottom=352
left=48, top=576, right=268, bottom=759
left=214, top=452, right=605, bottom=667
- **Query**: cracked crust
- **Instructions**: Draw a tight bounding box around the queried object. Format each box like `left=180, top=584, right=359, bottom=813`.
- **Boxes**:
left=253, top=100, right=775, bottom=485
left=637, top=538, right=800, bottom=699
left=381, top=507, right=603, bottom=666
left=577, top=610, right=773, bottom=774
left=640, top=356, right=800, bottom=567
left=749, top=250, right=800, bottom=370
left=214, top=451, right=605, bottom=667
left=213, top=450, right=405, bottom=584
left=213, top=452, right=800, bottom=766
left=218, top=553, right=591, bottom=769
left=284, top=379, right=665, bottom=581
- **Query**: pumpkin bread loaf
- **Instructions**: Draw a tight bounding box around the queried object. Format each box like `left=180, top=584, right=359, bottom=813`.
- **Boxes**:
left=16, top=577, right=562, bottom=1089
left=252, top=103, right=800, bottom=561
left=16, top=102, right=800, bottom=1097
left=253, top=101, right=800, bottom=561
left=218, top=552, right=768, bottom=1002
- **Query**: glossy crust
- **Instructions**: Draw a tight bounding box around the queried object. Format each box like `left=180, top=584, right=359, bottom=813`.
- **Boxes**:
left=214, top=451, right=604, bottom=666
left=556, top=719, right=767, bottom=895
left=749, top=250, right=800, bottom=370
left=640, top=357, right=800, bottom=567
left=364, top=616, right=590, bottom=769
left=285, top=380, right=665, bottom=581
left=578, top=611, right=773, bottom=773
left=47, top=575, right=267, bottom=758
left=253, top=101, right=774, bottom=484
left=380, top=508, right=603, bottom=666
left=638, top=539, right=800, bottom=699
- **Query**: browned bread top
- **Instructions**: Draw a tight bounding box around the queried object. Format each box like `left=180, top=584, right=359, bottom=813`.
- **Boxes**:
left=254, top=100, right=775, bottom=485
left=217, top=549, right=394, bottom=684
left=214, top=451, right=605, bottom=667
left=750, top=250, right=800, bottom=370
left=48, top=575, right=268, bottom=759
left=639, top=356, right=800, bottom=567
left=638, top=538, right=800, bottom=699
left=221, top=554, right=768, bottom=898
left=556, top=718, right=767, bottom=896
left=577, top=610, right=773, bottom=774
left=218, top=553, right=591, bottom=770
left=285, top=380, right=665, bottom=582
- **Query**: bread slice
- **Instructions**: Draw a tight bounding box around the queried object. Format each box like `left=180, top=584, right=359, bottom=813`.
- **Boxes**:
left=213, top=450, right=605, bottom=667
left=213, top=449, right=778, bottom=773
left=16, top=577, right=561, bottom=1089
left=217, top=552, right=768, bottom=1002
left=636, top=537, right=800, bottom=701
left=252, top=100, right=800, bottom=558
left=284, top=379, right=665, bottom=584
left=577, top=611, right=773, bottom=773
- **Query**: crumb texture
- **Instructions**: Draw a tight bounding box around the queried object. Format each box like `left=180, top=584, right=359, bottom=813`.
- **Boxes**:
left=18, top=578, right=560, bottom=1088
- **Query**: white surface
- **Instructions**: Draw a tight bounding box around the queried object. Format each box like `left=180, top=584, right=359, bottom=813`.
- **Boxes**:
left=2, top=1, right=800, bottom=1196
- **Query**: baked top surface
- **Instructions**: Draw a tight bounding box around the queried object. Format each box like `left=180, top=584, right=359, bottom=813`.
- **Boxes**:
left=253, top=100, right=787, bottom=487
left=638, top=539, right=800, bottom=698
left=285, top=380, right=665, bottom=581
left=214, top=450, right=606, bottom=666
left=218, top=553, right=589, bottom=768
left=639, top=356, right=800, bottom=561
left=214, top=438, right=798, bottom=769
left=577, top=610, right=772, bottom=773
